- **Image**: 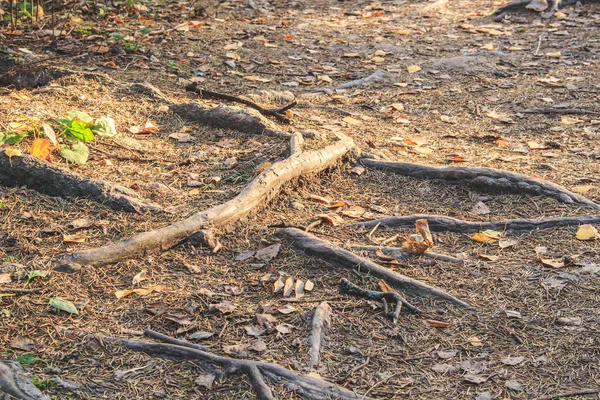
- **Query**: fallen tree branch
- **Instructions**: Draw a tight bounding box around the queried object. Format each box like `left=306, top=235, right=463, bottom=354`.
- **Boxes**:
left=0, top=151, right=162, bottom=213
left=171, top=102, right=291, bottom=139
left=308, top=302, right=332, bottom=368
left=351, top=245, right=464, bottom=264
left=361, top=158, right=600, bottom=210
left=321, top=69, right=393, bottom=93
left=340, top=278, right=420, bottom=324
left=185, top=84, right=296, bottom=124
left=351, top=214, right=600, bottom=233
left=59, top=135, right=354, bottom=266
left=103, top=329, right=369, bottom=400
left=518, top=108, right=600, bottom=116
left=276, top=228, right=470, bottom=308
left=0, top=287, right=41, bottom=294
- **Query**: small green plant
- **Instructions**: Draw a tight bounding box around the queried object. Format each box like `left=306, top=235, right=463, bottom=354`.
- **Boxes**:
left=16, top=354, right=45, bottom=365
left=31, top=376, right=57, bottom=390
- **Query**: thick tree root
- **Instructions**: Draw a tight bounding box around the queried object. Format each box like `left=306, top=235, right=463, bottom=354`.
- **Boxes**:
left=308, top=302, right=332, bottom=368
left=275, top=228, right=470, bottom=308
left=104, top=329, right=369, bottom=400
left=351, top=244, right=464, bottom=264
left=0, top=360, right=50, bottom=400
left=171, top=102, right=290, bottom=139
left=59, top=135, right=354, bottom=266
left=340, top=278, right=420, bottom=324
left=352, top=214, right=600, bottom=233
left=360, top=158, right=600, bottom=210
left=0, top=151, right=161, bottom=213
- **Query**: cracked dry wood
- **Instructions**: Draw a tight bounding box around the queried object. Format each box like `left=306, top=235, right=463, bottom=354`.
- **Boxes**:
left=60, top=134, right=354, bottom=266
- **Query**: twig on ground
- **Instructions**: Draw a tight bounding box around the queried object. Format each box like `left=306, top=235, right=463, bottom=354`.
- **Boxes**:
left=103, top=329, right=369, bottom=400
left=308, top=302, right=332, bottom=368
left=351, top=214, right=600, bottom=233
left=351, top=245, right=464, bottom=264
left=340, top=278, right=420, bottom=323
left=276, top=228, right=470, bottom=308
left=360, top=158, right=600, bottom=209
left=185, top=84, right=296, bottom=124
left=518, top=108, right=600, bottom=116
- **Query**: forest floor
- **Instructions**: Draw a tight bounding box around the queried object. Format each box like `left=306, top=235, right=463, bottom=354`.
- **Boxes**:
left=1, top=0, right=600, bottom=398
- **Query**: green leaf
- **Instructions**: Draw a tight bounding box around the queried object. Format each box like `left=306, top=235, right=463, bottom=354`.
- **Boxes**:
left=16, top=354, right=44, bottom=365
left=91, top=116, right=117, bottom=137
left=110, top=32, right=124, bottom=39
left=49, top=297, right=79, bottom=315
left=139, top=27, right=152, bottom=35
left=0, top=131, right=28, bottom=145
left=60, top=142, right=89, bottom=164
left=65, top=120, right=95, bottom=142
left=25, top=270, right=49, bottom=286
left=66, top=110, right=94, bottom=125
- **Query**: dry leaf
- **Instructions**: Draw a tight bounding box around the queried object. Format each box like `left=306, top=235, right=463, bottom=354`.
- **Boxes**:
left=133, top=285, right=165, bottom=296
left=256, top=313, right=278, bottom=328
left=407, top=65, right=421, bottom=74
left=132, top=269, right=147, bottom=285
left=295, top=279, right=305, bottom=298
left=115, top=289, right=133, bottom=299
left=560, top=116, right=582, bottom=125
left=4, top=148, right=22, bottom=158
left=546, top=51, right=562, bottom=58
left=576, top=224, right=600, bottom=241
left=470, top=231, right=501, bottom=243
left=478, top=254, right=499, bottom=261
left=571, top=185, right=593, bottom=194
left=278, top=304, right=296, bottom=314
left=63, top=233, right=87, bottom=243
left=342, top=205, right=366, bottom=218
left=467, top=336, right=483, bottom=346
left=305, top=280, right=314, bottom=291
left=378, top=280, right=395, bottom=293
left=273, top=277, right=285, bottom=293
left=283, top=277, right=294, bottom=297
left=30, top=138, right=53, bottom=161
left=425, top=319, right=451, bottom=328
left=527, top=141, right=549, bottom=150
left=498, top=238, right=518, bottom=249
left=211, top=300, right=237, bottom=313
left=319, top=213, right=344, bottom=226
left=317, top=75, right=333, bottom=83
left=343, top=116, right=361, bottom=126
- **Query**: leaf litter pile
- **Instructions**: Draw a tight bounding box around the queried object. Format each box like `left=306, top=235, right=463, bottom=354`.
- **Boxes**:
left=1, top=0, right=600, bottom=398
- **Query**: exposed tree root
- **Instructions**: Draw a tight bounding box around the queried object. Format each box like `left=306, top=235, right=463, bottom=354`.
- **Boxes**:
left=275, top=228, right=470, bottom=308
left=322, top=69, right=393, bottom=93
left=170, top=102, right=291, bottom=139
left=339, top=278, right=420, bottom=324
left=59, top=135, right=354, bottom=266
left=533, top=388, right=600, bottom=400
left=518, top=108, right=600, bottom=116
left=0, top=360, right=50, bottom=400
left=351, top=244, right=464, bottom=264
left=491, top=0, right=588, bottom=18
left=360, top=158, right=600, bottom=210
left=103, top=329, right=369, bottom=400
left=352, top=214, right=600, bottom=233
left=308, top=302, right=332, bottom=368
left=0, top=151, right=162, bottom=213
left=185, top=84, right=296, bottom=124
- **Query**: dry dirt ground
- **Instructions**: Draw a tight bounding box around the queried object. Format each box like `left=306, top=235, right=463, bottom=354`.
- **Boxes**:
left=1, top=0, right=600, bottom=398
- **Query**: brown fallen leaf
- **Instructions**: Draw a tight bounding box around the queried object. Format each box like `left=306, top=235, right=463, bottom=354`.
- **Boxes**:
left=319, top=213, right=344, bottom=226
left=425, top=319, right=451, bottom=328
left=478, top=254, right=499, bottom=261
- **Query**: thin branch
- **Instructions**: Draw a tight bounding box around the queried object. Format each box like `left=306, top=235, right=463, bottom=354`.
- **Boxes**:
left=351, top=245, right=464, bottom=264
left=308, top=302, right=332, bottom=367
left=518, top=108, right=600, bottom=116
left=0, top=288, right=41, bottom=294
left=532, top=388, right=600, bottom=400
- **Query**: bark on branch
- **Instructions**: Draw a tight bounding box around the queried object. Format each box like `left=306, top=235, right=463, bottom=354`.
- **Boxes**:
left=59, top=135, right=354, bottom=266
left=361, top=158, right=600, bottom=210
left=276, top=228, right=470, bottom=308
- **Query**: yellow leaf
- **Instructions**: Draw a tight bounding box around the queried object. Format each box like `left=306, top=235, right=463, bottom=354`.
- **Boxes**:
left=390, top=103, right=404, bottom=111
left=576, top=224, right=600, bottom=241
left=30, top=138, right=53, bottom=161
left=560, top=116, right=582, bottom=125
left=407, top=65, right=421, bottom=74
left=467, top=336, right=483, bottom=346
left=481, top=43, right=494, bottom=50
left=545, top=51, right=562, bottom=58
left=343, top=116, right=361, bottom=125
left=317, top=75, right=332, bottom=83
left=115, top=289, right=133, bottom=299
left=63, top=233, right=87, bottom=243
left=318, top=213, right=344, bottom=226
left=373, top=50, right=387, bottom=56
left=371, top=56, right=385, bottom=63
left=133, top=285, right=165, bottom=296
left=343, top=53, right=361, bottom=58
left=471, top=232, right=499, bottom=243
left=243, top=75, right=271, bottom=83
left=393, top=82, right=408, bottom=88
left=4, top=148, right=22, bottom=158
left=571, top=185, right=593, bottom=194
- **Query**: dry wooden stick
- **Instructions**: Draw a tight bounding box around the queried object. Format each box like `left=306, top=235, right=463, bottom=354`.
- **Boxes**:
left=518, top=108, right=600, bottom=116
left=532, top=388, right=600, bottom=400
left=60, top=134, right=354, bottom=266
left=308, top=302, right=332, bottom=368
left=0, top=288, right=41, bottom=294
left=185, top=84, right=296, bottom=124
left=276, top=228, right=470, bottom=308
